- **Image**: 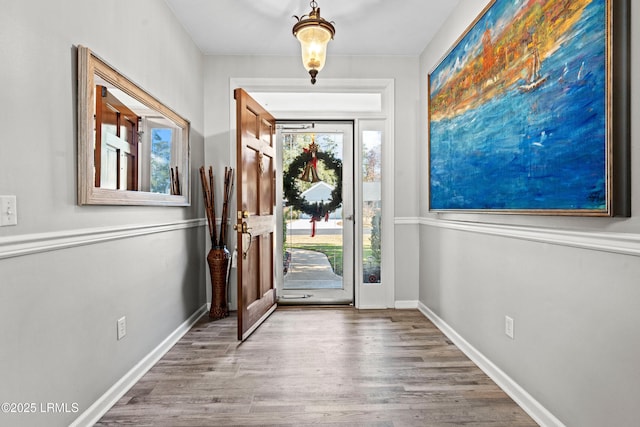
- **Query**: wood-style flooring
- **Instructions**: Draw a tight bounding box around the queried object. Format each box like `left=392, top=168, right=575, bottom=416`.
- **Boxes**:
left=97, top=308, right=537, bottom=426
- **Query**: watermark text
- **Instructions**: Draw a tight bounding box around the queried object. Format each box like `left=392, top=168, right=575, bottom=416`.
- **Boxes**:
left=1, top=402, right=79, bottom=414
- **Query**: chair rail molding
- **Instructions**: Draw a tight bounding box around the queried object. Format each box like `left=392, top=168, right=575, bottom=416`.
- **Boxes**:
left=0, top=218, right=207, bottom=260
left=418, top=216, right=640, bottom=257
left=394, top=217, right=421, bottom=225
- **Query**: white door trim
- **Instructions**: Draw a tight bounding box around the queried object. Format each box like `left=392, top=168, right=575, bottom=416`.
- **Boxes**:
left=228, top=78, right=395, bottom=309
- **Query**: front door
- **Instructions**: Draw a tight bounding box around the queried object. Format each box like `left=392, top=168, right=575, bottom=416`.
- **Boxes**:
left=277, top=122, right=354, bottom=305
left=234, top=88, right=277, bottom=341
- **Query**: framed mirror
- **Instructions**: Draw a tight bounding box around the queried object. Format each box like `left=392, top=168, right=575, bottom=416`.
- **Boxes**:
left=77, top=45, right=190, bottom=206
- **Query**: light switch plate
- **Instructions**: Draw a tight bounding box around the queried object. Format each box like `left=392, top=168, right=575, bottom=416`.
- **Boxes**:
left=117, top=316, right=127, bottom=340
left=0, top=196, right=17, bottom=226
left=505, top=315, right=514, bottom=339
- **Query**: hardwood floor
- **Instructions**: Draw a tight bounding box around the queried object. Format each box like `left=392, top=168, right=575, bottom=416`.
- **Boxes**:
left=97, top=308, right=537, bottom=426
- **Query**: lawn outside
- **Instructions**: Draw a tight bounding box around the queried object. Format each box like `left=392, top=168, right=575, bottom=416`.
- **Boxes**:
left=284, top=232, right=373, bottom=278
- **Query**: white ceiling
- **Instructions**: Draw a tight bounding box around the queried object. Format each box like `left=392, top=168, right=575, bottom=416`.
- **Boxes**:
left=164, top=0, right=460, bottom=56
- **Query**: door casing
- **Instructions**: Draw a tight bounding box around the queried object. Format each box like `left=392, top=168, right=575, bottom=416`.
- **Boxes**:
left=228, top=78, right=395, bottom=309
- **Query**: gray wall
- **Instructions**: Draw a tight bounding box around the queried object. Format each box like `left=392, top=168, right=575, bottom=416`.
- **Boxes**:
left=203, top=54, right=421, bottom=307
left=419, top=1, right=640, bottom=425
left=0, top=1, right=206, bottom=426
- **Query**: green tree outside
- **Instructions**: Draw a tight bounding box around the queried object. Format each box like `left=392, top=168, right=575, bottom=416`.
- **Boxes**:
left=151, top=128, right=172, bottom=194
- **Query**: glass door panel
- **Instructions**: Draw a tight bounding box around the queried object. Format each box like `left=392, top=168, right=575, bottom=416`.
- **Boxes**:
left=362, top=130, right=382, bottom=284
left=277, top=122, right=354, bottom=304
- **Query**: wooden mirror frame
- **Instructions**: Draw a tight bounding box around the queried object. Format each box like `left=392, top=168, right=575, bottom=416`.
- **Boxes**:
left=77, top=45, right=191, bottom=206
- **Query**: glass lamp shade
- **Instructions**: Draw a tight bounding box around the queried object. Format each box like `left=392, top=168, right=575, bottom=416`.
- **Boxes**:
left=296, top=25, right=332, bottom=73
left=292, top=2, right=335, bottom=84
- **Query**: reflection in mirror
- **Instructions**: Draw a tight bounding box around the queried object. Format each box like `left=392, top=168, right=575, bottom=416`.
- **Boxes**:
left=77, top=46, right=190, bottom=206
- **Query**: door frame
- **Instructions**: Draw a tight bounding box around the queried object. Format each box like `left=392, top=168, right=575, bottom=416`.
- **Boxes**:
left=228, top=78, right=395, bottom=309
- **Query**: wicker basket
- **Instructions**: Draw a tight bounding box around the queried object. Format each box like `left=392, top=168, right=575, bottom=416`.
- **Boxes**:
left=207, top=246, right=230, bottom=320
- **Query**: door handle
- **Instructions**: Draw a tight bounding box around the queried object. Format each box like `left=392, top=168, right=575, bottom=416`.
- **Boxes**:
left=345, top=214, right=354, bottom=221
left=233, top=221, right=251, bottom=233
left=241, top=231, right=252, bottom=259
left=234, top=221, right=252, bottom=259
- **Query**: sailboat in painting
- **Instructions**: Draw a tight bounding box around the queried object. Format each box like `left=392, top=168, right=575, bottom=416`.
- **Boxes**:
left=429, top=0, right=594, bottom=121
left=518, top=42, right=548, bottom=92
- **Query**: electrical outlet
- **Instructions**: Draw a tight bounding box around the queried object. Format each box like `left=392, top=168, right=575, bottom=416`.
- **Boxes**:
left=0, top=195, right=17, bottom=226
left=505, top=315, right=514, bottom=339
left=117, top=316, right=127, bottom=340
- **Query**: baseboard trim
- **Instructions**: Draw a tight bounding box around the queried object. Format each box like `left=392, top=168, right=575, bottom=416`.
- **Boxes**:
left=70, top=304, right=208, bottom=427
left=417, top=302, right=565, bottom=427
left=0, top=218, right=207, bottom=260
left=394, top=300, right=419, bottom=309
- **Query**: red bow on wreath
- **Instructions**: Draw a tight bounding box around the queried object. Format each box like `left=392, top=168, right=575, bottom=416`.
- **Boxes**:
left=309, top=202, right=330, bottom=238
left=300, top=140, right=324, bottom=236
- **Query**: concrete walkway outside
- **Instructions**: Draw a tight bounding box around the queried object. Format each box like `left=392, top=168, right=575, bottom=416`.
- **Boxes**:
left=284, top=248, right=343, bottom=290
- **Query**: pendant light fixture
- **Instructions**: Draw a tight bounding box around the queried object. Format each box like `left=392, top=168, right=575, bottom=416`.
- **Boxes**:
left=292, top=0, right=335, bottom=84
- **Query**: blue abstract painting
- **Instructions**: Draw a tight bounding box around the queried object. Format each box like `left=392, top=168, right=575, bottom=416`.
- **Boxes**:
left=429, top=0, right=611, bottom=214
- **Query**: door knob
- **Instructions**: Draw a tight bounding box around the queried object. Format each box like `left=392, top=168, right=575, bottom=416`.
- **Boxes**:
left=234, top=220, right=253, bottom=259
left=234, top=221, right=251, bottom=233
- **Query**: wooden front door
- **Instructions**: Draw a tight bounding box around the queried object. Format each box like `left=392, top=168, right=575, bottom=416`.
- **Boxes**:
left=234, top=88, right=277, bottom=341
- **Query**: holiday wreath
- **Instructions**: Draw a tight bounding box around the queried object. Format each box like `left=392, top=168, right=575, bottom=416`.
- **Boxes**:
left=283, top=142, right=342, bottom=236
